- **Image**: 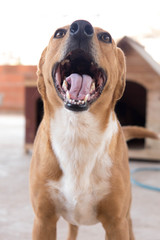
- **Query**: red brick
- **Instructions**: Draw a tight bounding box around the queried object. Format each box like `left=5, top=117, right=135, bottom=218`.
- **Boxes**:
left=0, top=65, right=37, bottom=112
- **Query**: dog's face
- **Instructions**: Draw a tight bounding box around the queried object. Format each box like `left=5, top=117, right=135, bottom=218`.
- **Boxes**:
left=38, top=20, right=126, bottom=114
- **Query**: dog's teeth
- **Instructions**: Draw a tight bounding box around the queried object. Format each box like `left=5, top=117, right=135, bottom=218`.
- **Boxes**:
left=84, top=94, right=89, bottom=103
left=66, top=91, right=70, bottom=100
left=76, top=100, right=81, bottom=105
left=66, top=98, right=84, bottom=105
left=62, top=80, right=68, bottom=91
left=90, top=82, right=95, bottom=93
left=61, top=59, right=70, bottom=65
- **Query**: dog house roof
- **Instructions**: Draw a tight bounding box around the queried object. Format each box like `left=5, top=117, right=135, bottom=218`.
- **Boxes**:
left=117, top=36, right=160, bottom=90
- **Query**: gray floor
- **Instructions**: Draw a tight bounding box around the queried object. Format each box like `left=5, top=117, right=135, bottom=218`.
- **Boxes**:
left=0, top=114, right=160, bottom=240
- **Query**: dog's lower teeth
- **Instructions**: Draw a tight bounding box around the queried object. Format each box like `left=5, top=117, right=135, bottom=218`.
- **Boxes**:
left=90, top=82, right=95, bottom=93
left=66, top=91, right=70, bottom=100
left=62, top=80, right=68, bottom=91
left=66, top=99, right=85, bottom=105
left=84, top=94, right=89, bottom=103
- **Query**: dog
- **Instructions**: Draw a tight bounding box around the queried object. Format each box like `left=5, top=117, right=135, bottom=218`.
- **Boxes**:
left=30, top=20, right=159, bottom=240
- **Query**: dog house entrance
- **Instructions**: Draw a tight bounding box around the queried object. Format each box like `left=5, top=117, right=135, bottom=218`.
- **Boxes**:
left=36, top=98, right=44, bottom=131
left=115, top=81, right=146, bottom=149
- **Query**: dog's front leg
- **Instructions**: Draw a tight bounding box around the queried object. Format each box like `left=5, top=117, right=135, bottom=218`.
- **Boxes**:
left=67, top=224, right=79, bottom=240
left=101, top=217, right=130, bottom=240
left=32, top=215, right=58, bottom=240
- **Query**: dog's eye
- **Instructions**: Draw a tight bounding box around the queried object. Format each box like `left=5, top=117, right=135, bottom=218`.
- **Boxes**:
left=54, top=29, right=67, bottom=39
left=98, top=32, right=112, bottom=43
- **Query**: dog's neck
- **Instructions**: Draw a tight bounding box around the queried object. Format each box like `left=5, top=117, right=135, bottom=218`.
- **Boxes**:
left=50, top=107, right=118, bottom=148
left=50, top=107, right=118, bottom=178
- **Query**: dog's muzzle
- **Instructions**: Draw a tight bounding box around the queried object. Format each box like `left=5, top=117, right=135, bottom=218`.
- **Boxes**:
left=52, top=20, right=107, bottom=112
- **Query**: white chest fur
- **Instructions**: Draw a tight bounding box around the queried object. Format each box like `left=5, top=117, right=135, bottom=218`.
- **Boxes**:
left=48, top=108, right=118, bottom=226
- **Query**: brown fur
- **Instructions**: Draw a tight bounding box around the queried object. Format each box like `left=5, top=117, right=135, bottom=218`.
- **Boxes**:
left=123, top=126, right=159, bottom=141
left=30, top=21, right=158, bottom=240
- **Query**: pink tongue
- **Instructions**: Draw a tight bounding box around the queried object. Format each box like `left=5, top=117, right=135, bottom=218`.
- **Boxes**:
left=66, top=73, right=93, bottom=100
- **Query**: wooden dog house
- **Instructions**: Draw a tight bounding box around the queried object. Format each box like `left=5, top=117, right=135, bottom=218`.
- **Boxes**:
left=25, top=37, right=160, bottom=160
left=117, top=36, right=160, bottom=160
left=24, top=73, right=43, bottom=152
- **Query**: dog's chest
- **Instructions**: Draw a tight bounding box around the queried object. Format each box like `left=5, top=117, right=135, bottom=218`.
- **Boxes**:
left=48, top=109, right=118, bottom=225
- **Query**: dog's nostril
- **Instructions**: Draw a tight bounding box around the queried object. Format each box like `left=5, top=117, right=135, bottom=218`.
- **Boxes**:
left=70, top=23, right=79, bottom=35
left=70, top=20, right=94, bottom=39
left=84, top=24, right=93, bottom=36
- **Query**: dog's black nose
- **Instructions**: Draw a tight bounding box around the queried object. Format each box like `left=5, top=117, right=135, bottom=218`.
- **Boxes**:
left=70, top=20, right=94, bottom=40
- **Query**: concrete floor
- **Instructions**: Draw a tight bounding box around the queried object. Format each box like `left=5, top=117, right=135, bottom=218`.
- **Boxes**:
left=0, top=114, right=160, bottom=240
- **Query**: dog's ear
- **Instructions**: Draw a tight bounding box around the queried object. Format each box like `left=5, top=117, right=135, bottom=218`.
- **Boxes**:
left=113, top=48, right=126, bottom=103
left=37, top=47, right=47, bottom=99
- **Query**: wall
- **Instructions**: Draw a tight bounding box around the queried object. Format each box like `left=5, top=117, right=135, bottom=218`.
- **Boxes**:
left=0, top=65, right=37, bottom=113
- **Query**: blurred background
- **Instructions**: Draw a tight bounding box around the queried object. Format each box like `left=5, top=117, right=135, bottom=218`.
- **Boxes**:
left=0, top=0, right=160, bottom=240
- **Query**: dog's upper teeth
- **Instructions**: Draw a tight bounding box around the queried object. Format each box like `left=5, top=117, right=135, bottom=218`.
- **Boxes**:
left=61, top=59, right=70, bottom=65
left=62, top=80, right=68, bottom=91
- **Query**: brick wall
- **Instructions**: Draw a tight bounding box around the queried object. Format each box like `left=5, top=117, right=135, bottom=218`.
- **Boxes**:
left=0, top=65, right=37, bottom=113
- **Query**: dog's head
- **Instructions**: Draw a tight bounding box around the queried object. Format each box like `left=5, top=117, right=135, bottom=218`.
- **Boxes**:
left=38, top=20, right=126, bottom=114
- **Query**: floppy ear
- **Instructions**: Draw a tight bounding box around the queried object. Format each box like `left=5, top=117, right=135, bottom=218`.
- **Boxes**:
left=113, top=47, right=126, bottom=103
left=37, top=47, right=47, bottom=99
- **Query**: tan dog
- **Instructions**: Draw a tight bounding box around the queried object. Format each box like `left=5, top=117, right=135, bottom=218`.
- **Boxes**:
left=30, top=20, right=159, bottom=240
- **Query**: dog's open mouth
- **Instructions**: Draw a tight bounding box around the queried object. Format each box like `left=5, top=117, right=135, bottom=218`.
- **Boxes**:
left=52, top=50, right=107, bottom=111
